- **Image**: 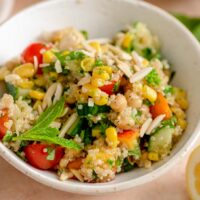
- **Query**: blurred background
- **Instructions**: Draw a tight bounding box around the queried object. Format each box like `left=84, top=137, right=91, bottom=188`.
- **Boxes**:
left=5, top=0, right=200, bottom=17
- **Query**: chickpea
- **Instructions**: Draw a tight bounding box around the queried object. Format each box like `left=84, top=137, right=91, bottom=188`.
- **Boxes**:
left=110, top=94, right=127, bottom=113
left=114, top=107, right=135, bottom=130
left=125, top=90, right=142, bottom=109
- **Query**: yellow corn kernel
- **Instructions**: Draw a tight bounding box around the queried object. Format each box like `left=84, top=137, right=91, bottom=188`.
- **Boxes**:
left=93, top=93, right=108, bottom=106
left=148, top=152, right=159, bottom=161
left=122, top=33, right=134, bottom=49
left=92, top=67, right=112, bottom=81
left=13, top=63, right=35, bottom=78
left=0, top=67, right=10, bottom=80
left=142, top=59, right=149, bottom=67
left=61, top=50, right=69, bottom=56
left=82, top=84, right=100, bottom=97
left=177, top=118, right=187, bottom=130
left=143, top=85, right=157, bottom=103
left=29, top=90, right=45, bottom=100
left=97, top=66, right=112, bottom=74
left=171, top=106, right=186, bottom=119
left=101, top=44, right=108, bottom=53
left=49, top=72, right=58, bottom=80
left=91, top=77, right=105, bottom=87
left=176, top=98, right=188, bottom=110
left=42, top=50, right=56, bottom=63
left=18, top=80, right=34, bottom=89
left=105, top=126, right=118, bottom=148
left=34, top=77, right=46, bottom=87
left=92, top=127, right=101, bottom=138
left=33, top=100, right=42, bottom=110
left=89, top=41, right=101, bottom=52
left=81, top=57, right=95, bottom=72
left=174, top=88, right=188, bottom=110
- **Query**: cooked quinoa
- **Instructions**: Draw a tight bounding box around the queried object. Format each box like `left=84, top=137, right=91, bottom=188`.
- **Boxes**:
left=0, top=22, right=188, bottom=182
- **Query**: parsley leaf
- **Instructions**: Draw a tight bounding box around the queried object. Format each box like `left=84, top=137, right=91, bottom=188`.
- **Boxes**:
left=145, top=69, right=161, bottom=86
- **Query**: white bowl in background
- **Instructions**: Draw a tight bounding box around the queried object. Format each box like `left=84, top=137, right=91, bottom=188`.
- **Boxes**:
left=0, top=0, right=200, bottom=195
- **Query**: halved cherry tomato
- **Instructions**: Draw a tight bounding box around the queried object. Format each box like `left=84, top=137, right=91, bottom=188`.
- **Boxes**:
left=21, top=43, right=48, bottom=74
left=67, top=158, right=83, bottom=170
left=150, top=92, right=172, bottom=120
left=118, top=130, right=138, bottom=150
left=0, top=109, right=9, bottom=140
left=24, top=144, right=64, bottom=170
left=99, top=81, right=120, bottom=95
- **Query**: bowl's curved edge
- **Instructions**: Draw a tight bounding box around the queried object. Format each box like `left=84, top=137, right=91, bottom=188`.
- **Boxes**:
left=0, top=0, right=200, bottom=195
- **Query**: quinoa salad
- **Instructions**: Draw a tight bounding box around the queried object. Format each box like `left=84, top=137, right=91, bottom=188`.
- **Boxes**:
left=0, top=22, right=188, bottom=183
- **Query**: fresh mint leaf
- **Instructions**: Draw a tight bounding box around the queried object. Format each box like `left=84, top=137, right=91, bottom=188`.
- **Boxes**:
left=29, top=98, right=64, bottom=132
left=14, top=131, right=81, bottom=150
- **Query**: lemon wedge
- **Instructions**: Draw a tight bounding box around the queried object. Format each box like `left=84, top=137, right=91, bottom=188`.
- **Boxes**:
left=186, top=145, right=200, bottom=200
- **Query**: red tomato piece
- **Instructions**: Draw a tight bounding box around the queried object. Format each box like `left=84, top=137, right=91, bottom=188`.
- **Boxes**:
left=0, top=109, right=9, bottom=140
left=99, top=81, right=120, bottom=95
left=21, top=43, right=48, bottom=74
left=24, top=144, right=64, bottom=170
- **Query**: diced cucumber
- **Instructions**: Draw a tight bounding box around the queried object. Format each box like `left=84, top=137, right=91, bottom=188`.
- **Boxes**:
left=67, top=117, right=83, bottom=137
left=6, top=83, right=30, bottom=100
left=128, top=141, right=141, bottom=160
left=148, top=126, right=174, bottom=156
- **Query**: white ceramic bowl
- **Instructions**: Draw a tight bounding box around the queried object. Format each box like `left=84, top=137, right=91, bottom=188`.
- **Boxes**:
left=0, top=0, right=200, bottom=195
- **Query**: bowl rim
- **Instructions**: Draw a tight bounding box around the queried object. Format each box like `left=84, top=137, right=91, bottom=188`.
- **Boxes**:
left=0, top=0, right=200, bottom=195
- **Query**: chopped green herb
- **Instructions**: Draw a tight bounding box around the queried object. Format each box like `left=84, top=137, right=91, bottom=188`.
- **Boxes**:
left=46, top=147, right=55, bottom=161
left=123, top=158, right=134, bottom=172
left=164, top=86, right=174, bottom=95
left=81, top=30, right=89, bottom=40
left=76, top=103, right=110, bottom=116
left=42, top=65, right=55, bottom=73
left=3, top=132, right=13, bottom=143
left=143, top=99, right=153, bottom=106
left=94, top=59, right=104, bottom=66
left=128, top=142, right=141, bottom=160
left=6, top=83, right=18, bottom=100
left=161, top=116, right=177, bottom=128
left=116, top=157, right=123, bottom=167
left=142, top=48, right=161, bottom=60
left=107, top=159, right=114, bottom=167
left=66, top=51, right=86, bottom=61
left=113, top=81, right=120, bottom=93
left=145, top=69, right=161, bottom=86
left=80, top=129, right=92, bottom=145
left=92, top=170, right=98, bottom=180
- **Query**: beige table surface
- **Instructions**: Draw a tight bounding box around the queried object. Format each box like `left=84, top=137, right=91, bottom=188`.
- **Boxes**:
left=1, top=0, right=200, bottom=199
